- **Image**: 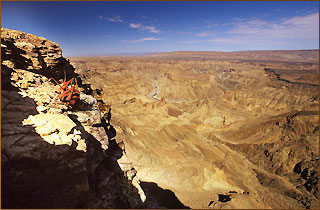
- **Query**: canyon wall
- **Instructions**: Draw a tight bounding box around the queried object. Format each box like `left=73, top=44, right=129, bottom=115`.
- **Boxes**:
left=70, top=52, right=319, bottom=208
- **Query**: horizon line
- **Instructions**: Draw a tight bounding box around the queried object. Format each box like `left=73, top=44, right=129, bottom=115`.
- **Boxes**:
left=65, top=49, right=319, bottom=57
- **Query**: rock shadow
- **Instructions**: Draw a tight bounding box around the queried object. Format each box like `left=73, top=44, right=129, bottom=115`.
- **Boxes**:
left=67, top=114, right=144, bottom=208
left=1, top=79, right=88, bottom=208
left=2, top=33, right=144, bottom=208
left=2, top=76, right=143, bottom=208
left=73, top=97, right=95, bottom=111
left=101, top=117, right=117, bottom=140
left=2, top=34, right=79, bottom=85
left=218, top=194, right=232, bottom=202
left=1, top=38, right=33, bottom=71
left=140, top=181, right=190, bottom=209
left=91, top=117, right=116, bottom=140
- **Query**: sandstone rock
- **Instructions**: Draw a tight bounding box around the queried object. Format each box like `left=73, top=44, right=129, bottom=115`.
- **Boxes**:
left=101, top=142, right=109, bottom=150
left=76, top=139, right=87, bottom=152
left=69, top=133, right=81, bottom=142
left=42, top=133, right=60, bottom=144
left=2, top=88, right=88, bottom=209
left=24, top=113, right=76, bottom=135
left=118, top=154, right=134, bottom=172
left=48, top=107, right=63, bottom=114
left=58, top=132, right=73, bottom=146
left=36, top=105, right=47, bottom=113
left=1, top=28, right=75, bottom=79
left=73, top=129, right=82, bottom=135
left=132, top=176, right=147, bottom=202
left=51, top=115, right=76, bottom=133
left=2, top=60, right=14, bottom=69
left=35, top=123, right=58, bottom=135
left=80, top=93, right=97, bottom=106
left=72, top=112, right=90, bottom=123
left=2, top=28, right=145, bottom=209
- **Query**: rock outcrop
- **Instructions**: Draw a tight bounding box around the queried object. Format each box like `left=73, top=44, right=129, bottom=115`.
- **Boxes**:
left=1, top=28, right=146, bottom=208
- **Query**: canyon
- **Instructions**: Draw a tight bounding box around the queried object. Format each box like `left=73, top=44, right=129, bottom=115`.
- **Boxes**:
left=70, top=51, right=319, bottom=209
left=1, top=28, right=319, bottom=209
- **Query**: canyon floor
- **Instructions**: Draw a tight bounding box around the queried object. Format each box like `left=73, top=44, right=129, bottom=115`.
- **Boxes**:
left=69, top=51, right=319, bottom=209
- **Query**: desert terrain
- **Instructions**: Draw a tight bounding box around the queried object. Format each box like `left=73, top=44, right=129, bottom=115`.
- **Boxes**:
left=69, top=51, right=319, bottom=209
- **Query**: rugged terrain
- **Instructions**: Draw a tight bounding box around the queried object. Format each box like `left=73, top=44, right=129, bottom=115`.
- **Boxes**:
left=70, top=51, right=319, bottom=208
left=146, top=50, right=319, bottom=65
left=1, top=28, right=154, bottom=209
left=1, top=27, right=319, bottom=209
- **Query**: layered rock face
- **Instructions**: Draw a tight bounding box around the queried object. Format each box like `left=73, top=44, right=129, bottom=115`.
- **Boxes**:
left=1, top=28, right=145, bottom=208
left=70, top=53, right=319, bottom=208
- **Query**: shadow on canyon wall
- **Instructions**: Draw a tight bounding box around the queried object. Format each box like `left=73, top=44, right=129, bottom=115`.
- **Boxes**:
left=1, top=64, right=139, bottom=208
left=140, top=181, right=190, bottom=209
left=70, top=112, right=189, bottom=209
left=1, top=68, right=88, bottom=208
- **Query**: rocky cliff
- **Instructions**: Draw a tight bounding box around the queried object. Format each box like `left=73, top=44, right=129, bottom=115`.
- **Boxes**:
left=1, top=28, right=147, bottom=208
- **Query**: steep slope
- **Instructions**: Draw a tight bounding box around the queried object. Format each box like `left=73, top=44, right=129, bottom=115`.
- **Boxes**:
left=1, top=28, right=148, bottom=208
left=71, top=55, right=319, bottom=208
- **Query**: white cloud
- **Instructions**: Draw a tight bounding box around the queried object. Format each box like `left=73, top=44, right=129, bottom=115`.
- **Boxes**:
left=205, top=37, right=288, bottom=46
left=145, top=26, right=160, bottom=33
left=121, top=37, right=162, bottom=43
left=192, top=12, right=318, bottom=49
left=129, top=23, right=160, bottom=33
left=129, top=23, right=142, bottom=28
left=100, top=15, right=124, bottom=23
left=228, top=12, right=319, bottom=40
left=195, top=31, right=216, bottom=37
left=184, top=12, right=319, bottom=49
left=107, top=16, right=124, bottom=23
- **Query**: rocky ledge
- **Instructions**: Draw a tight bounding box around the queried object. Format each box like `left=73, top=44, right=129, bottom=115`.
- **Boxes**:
left=1, top=28, right=146, bottom=208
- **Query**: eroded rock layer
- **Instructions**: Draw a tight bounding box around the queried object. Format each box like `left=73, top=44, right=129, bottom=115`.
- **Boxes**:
left=70, top=53, right=319, bottom=208
left=1, top=28, right=146, bottom=208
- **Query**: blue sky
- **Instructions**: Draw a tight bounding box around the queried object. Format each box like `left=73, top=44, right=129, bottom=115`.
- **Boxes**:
left=2, top=1, right=319, bottom=56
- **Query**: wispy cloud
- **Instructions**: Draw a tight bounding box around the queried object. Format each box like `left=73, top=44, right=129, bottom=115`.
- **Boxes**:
left=129, top=23, right=141, bottom=29
left=129, top=23, right=160, bottom=33
left=184, top=12, right=319, bottom=49
left=228, top=12, right=319, bottom=40
left=195, top=31, right=216, bottom=37
left=204, top=20, right=219, bottom=28
left=99, top=15, right=124, bottom=23
left=121, top=37, right=162, bottom=43
left=167, top=30, right=193, bottom=35
left=205, top=37, right=287, bottom=45
left=100, top=15, right=161, bottom=34
left=183, top=40, right=204, bottom=44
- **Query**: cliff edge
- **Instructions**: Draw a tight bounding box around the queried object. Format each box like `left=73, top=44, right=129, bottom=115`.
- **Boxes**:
left=1, top=28, right=145, bottom=208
